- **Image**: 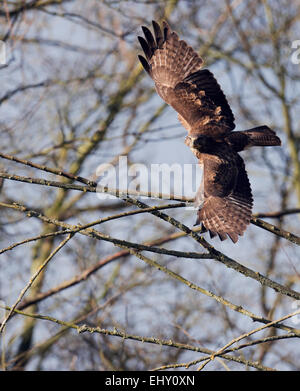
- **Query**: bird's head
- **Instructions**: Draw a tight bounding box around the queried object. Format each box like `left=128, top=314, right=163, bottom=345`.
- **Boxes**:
left=185, top=135, right=214, bottom=153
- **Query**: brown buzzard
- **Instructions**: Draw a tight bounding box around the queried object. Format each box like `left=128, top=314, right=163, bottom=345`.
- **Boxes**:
left=138, top=20, right=281, bottom=243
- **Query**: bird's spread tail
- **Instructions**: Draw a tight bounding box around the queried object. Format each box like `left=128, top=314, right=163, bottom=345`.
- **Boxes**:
left=225, top=126, right=281, bottom=151
left=242, top=126, right=281, bottom=146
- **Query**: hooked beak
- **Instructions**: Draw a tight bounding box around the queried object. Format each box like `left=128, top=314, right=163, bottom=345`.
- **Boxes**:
left=193, top=135, right=207, bottom=147
left=185, top=136, right=197, bottom=148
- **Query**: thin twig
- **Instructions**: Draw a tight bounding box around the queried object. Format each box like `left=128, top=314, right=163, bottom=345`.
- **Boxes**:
left=251, top=217, right=300, bottom=245
left=205, top=308, right=300, bottom=369
left=0, top=171, right=193, bottom=202
left=1, top=171, right=299, bottom=245
left=0, top=203, right=187, bottom=255
left=0, top=304, right=275, bottom=371
left=253, top=208, right=300, bottom=219
left=1, top=200, right=300, bottom=302
left=0, top=234, right=73, bottom=333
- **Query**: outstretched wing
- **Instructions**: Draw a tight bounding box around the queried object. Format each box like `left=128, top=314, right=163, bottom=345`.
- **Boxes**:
left=138, top=20, right=235, bottom=138
left=195, top=153, right=253, bottom=243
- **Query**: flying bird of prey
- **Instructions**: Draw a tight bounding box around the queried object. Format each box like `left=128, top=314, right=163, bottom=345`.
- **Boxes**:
left=138, top=20, right=281, bottom=243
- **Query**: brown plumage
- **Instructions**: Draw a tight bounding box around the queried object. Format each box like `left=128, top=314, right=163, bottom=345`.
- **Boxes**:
left=138, top=20, right=281, bottom=243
